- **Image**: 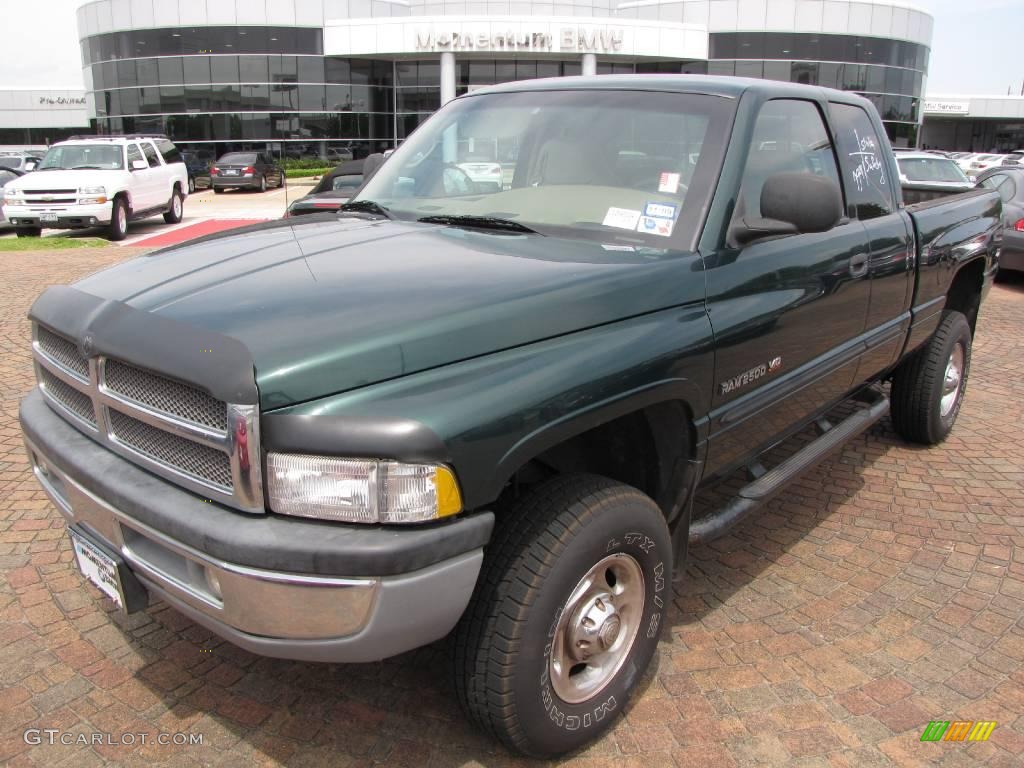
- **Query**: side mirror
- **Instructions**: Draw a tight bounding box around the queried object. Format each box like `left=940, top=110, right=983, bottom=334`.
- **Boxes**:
left=733, top=172, right=844, bottom=246
left=131, top=159, right=148, bottom=171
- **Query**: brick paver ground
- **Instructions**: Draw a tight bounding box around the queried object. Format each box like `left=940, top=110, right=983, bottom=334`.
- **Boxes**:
left=1, top=248, right=1022, bottom=767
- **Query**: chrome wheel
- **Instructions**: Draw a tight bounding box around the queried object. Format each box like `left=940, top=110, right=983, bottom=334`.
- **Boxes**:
left=172, top=193, right=182, bottom=218
left=549, top=553, right=644, bottom=704
left=940, top=342, right=964, bottom=418
left=188, top=177, right=195, bottom=194
left=116, top=205, right=126, bottom=234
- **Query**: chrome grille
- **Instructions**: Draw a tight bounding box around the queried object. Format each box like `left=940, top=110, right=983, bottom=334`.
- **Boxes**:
left=38, top=368, right=96, bottom=426
left=104, top=359, right=227, bottom=431
left=30, top=322, right=263, bottom=512
left=108, top=409, right=233, bottom=490
left=36, top=326, right=88, bottom=380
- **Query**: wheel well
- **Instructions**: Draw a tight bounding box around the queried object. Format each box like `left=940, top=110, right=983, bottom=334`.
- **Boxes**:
left=504, top=401, right=695, bottom=521
left=945, top=259, right=985, bottom=334
left=112, top=191, right=130, bottom=212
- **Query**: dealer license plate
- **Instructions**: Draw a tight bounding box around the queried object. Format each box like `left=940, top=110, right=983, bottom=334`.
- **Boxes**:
left=40, top=213, right=58, bottom=223
left=69, top=529, right=124, bottom=610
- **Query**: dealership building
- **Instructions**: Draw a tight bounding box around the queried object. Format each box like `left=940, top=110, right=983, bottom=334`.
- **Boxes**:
left=62, top=0, right=938, bottom=157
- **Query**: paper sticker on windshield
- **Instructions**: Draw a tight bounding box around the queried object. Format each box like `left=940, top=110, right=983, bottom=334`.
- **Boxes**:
left=603, top=207, right=641, bottom=230
left=658, top=172, right=681, bottom=194
left=602, top=244, right=636, bottom=252
left=637, top=216, right=675, bottom=237
left=644, top=202, right=678, bottom=220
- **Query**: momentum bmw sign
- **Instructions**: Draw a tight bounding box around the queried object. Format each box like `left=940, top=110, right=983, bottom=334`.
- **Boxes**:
left=324, top=16, right=709, bottom=60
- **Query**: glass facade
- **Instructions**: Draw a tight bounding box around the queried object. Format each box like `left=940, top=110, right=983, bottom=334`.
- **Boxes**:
left=86, top=26, right=391, bottom=158
left=707, top=32, right=929, bottom=146
left=80, top=26, right=929, bottom=156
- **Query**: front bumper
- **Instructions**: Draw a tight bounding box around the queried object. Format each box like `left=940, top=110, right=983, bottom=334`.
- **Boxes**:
left=5, top=201, right=113, bottom=229
left=20, top=389, right=492, bottom=662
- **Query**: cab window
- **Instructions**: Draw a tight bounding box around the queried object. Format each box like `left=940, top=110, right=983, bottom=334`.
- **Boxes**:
left=141, top=142, right=161, bottom=168
left=734, top=99, right=843, bottom=222
left=829, top=103, right=895, bottom=219
left=126, top=143, right=143, bottom=168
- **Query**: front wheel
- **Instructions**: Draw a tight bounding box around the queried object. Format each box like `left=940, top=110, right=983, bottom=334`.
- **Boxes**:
left=891, top=309, right=972, bottom=445
left=108, top=197, right=128, bottom=241
left=187, top=176, right=196, bottom=194
left=259, top=175, right=267, bottom=193
left=452, top=475, right=671, bottom=758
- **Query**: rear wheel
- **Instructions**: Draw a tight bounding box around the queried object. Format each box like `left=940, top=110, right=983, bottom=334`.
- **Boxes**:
left=259, top=175, right=267, bottom=193
left=891, top=309, right=972, bottom=445
left=108, top=197, right=128, bottom=241
left=163, top=187, right=183, bottom=224
left=16, top=227, right=41, bottom=238
left=187, top=176, right=196, bottom=194
left=213, top=187, right=224, bottom=194
left=452, top=475, right=671, bottom=758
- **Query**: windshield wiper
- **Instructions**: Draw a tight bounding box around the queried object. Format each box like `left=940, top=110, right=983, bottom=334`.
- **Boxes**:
left=338, top=199, right=392, bottom=219
left=36, top=166, right=66, bottom=171
left=417, top=215, right=538, bottom=234
left=71, top=165, right=105, bottom=170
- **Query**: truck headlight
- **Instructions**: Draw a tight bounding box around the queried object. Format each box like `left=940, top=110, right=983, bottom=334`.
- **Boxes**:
left=78, top=186, right=107, bottom=204
left=265, top=454, right=463, bottom=524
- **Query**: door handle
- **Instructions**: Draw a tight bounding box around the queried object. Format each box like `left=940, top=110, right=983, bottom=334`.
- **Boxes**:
left=849, top=253, right=869, bottom=278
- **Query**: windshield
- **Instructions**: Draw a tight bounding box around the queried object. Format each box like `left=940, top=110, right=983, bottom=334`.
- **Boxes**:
left=38, top=144, right=124, bottom=171
left=898, top=157, right=970, bottom=183
left=355, top=89, right=732, bottom=246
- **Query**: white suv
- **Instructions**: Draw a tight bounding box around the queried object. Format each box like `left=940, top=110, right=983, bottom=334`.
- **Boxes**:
left=2, top=135, right=188, bottom=241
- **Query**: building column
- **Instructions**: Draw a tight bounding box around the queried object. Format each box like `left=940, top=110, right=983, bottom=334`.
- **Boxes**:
left=581, top=53, right=597, bottom=76
left=440, top=51, right=456, bottom=105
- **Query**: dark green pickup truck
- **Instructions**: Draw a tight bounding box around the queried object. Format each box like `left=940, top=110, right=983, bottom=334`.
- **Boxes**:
left=20, top=76, right=1000, bottom=757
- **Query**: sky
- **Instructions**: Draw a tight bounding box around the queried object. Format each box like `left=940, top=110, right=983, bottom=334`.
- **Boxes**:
left=0, top=0, right=1021, bottom=95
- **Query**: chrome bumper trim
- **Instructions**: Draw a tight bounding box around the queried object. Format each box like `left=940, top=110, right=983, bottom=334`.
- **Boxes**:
left=26, top=435, right=377, bottom=640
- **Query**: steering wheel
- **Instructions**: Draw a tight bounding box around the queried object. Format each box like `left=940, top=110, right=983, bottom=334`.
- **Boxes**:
left=442, top=164, right=476, bottom=196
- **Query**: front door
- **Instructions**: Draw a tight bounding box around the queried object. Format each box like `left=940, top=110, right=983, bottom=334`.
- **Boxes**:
left=703, top=97, right=872, bottom=476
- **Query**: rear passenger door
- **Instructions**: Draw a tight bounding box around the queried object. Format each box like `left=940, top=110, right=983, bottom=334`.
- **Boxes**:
left=139, top=141, right=166, bottom=209
left=703, top=98, right=873, bottom=476
left=829, top=102, right=915, bottom=382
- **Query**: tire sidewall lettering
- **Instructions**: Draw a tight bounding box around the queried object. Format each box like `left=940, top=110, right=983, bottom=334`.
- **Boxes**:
left=529, top=524, right=669, bottom=739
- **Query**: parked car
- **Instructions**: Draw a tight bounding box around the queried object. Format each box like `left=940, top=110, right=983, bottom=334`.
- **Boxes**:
left=210, top=151, right=284, bottom=193
left=976, top=166, right=1024, bottom=274
left=284, top=159, right=364, bottom=217
left=0, top=153, right=42, bottom=171
left=326, top=146, right=355, bottom=163
left=0, top=166, right=25, bottom=228
left=962, top=154, right=1014, bottom=180
left=1, top=134, right=188, bottom=240
left=180, top=151, right=212, bottom=193
left=457, top=158, right=504, bottom=192
left=18, top=77, right=999, bottom=758
left=896, top=152, right=974, bottom=203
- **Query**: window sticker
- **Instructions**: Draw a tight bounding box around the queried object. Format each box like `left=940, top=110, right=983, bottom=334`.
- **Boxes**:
left=658, top=172, right=681, bottom=194
left=601, top=244, right=636, bottom=252
left=637, top=216, right=675, bottom=237
left=602, top=207, right=642, bottom=230
left=644, top=201, right=678, bottom=220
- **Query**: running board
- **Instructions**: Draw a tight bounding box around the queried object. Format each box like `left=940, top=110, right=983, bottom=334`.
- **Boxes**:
left=689, top=390, right=890, bottom=546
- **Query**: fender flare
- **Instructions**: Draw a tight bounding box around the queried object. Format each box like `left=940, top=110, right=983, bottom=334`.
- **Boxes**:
left=480, top=377, right=706, bottom=508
